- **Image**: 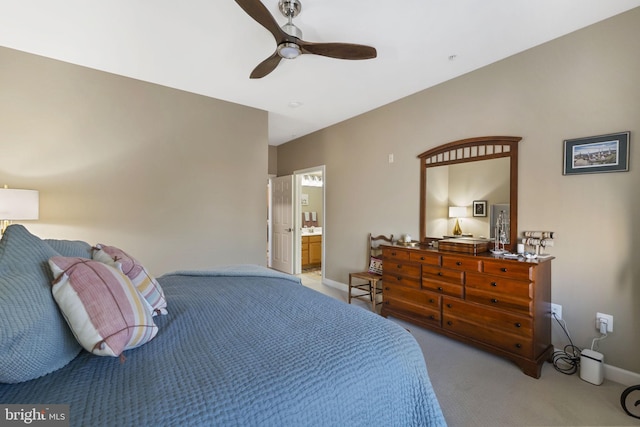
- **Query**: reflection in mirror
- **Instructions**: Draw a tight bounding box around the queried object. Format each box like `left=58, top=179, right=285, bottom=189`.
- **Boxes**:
left=425, top=157, right=510, bottom=240
left=418, top=136, right=521, bottom=251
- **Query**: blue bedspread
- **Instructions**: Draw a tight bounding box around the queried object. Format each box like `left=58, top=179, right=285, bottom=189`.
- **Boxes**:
left=1, top=266, right=445, bottom=426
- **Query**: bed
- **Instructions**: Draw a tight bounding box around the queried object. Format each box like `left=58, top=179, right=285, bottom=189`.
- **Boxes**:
left=0, top=225, right=446, bottom=426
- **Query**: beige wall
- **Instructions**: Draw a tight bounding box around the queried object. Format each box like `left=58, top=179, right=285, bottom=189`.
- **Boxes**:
left=278, top=9, right=640, bottom=373
left=268, top=145, right=278, bottom=176
left=0, top=46, right=268, bottom=274
left=301, top=186, right=323, bottom=227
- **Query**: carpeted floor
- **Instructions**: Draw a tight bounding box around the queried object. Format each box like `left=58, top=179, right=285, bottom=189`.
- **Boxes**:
left=298, top=272, right=640, bottom=427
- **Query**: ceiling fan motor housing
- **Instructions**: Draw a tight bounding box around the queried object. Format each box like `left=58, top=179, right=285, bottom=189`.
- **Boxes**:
left=279, top=0, right=301, bottom=18
left=278, top=0, right=302, bottom=58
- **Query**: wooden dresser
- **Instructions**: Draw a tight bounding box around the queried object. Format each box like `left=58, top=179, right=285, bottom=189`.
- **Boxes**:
left=381, top=245, right=553, bottom=378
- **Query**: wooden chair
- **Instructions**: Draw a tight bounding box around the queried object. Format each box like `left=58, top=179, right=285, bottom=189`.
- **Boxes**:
left=348, top=234, right=393, bottom=312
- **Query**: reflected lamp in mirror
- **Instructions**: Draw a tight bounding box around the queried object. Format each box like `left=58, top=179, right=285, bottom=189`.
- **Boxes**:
left=448, top=206, right=467, bottom=236
left=0, top=186, right=39, bottom=234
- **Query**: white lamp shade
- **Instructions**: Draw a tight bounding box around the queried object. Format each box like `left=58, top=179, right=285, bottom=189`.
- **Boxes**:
left=448, top=206, right=466, bottom=218
left=0, top=188, right=39, bottom=220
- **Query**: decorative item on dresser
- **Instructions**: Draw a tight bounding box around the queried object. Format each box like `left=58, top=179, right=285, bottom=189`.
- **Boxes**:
left=381, top=245, right=553, bottom=378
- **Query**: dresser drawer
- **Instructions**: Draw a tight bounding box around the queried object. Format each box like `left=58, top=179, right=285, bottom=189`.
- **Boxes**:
left=385, top=261, right=421, bottom=279
left=409, top=251, right=441, bottom=266
left=483, top=260, right=532, bottom=281
left=384, top=297, right=441, bottom=325
left=465, top=287, right=533, bottom=316
left=422, top=279, right=464, bottom=298
left=382, top=273, right=421, bottom=289
left=466, top=272, right=533, bottom=300
left=442, top=256, right=481, bottom=272
left=384, top=286, right=441, bottom=309
left=442, top=314, right=534, bottom=356
left=422, top=265, right=464, bottom=284
left=383, top=247, right=411, bottom=261
left=442, top=297, right=532, bottom=337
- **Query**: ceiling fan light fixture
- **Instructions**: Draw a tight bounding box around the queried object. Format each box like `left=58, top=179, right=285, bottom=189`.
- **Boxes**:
left=278, top=42, right=301, bottom=59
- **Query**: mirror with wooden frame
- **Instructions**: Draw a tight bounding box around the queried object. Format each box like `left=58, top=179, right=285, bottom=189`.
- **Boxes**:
left=418, top=136, right=521, bottom=251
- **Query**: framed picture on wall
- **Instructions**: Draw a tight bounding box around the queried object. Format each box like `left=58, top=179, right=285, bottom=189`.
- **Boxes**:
left=301, top=193, right=309, bottom=205
left=473, top=200, right=487, bottom=217
left=563, top=131, right=630, bottom=175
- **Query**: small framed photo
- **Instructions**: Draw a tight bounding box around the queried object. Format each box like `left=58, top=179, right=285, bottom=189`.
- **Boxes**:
left=563, top=132, right=630, bottom=175
left=473, top=200, right=487, bottom=217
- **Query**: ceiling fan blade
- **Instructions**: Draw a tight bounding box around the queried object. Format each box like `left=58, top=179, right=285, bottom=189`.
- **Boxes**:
left=235, top=0, right=287, bottom=43
left=299, top=42, right=377, bottom=60
left=250, top=52, right=283, bottom=79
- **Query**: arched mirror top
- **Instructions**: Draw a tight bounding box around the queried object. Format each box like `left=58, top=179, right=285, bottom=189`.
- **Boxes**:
left=418, top=136, right=521, bottom=251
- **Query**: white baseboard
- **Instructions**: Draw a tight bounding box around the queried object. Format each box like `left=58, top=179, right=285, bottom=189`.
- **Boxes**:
left=323, top=277, right=640, bottom=386
left=604, top=363, right=640, bottom=386
left=322, top=278, right=348, bottom=292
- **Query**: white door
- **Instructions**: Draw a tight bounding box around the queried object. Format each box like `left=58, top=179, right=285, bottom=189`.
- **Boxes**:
left=271, top=175, right=294, bottom=274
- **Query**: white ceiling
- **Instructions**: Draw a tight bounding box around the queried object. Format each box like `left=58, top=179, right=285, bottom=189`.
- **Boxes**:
left=1, top=1, right=638, bottom=145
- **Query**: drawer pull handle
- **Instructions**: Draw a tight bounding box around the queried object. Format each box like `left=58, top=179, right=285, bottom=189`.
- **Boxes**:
left=446, top=303, right=452, bottom=308
left=385, top=287, right=390, bottom=291
left=491, top=298, right=498, bottom=304
left=500, top=267, right=508, bottom=272
left=456, top=261, right=462, bottom=266
left=429, top=315, right=435, bottom=320
left=385, top=301, right=389, bottom=305
left=438, top=287, right=444, bottom=291
left=437, top=272, right=443, bottom=276
left=420, top=256, right=425, bottom=260
left=490, top=282, right=497, bottom=287
left=397, top=264, right=402, bottom=269
left=429, top=299, right=435, bottom=303
left=396, top=277, right=402, bottom=281
left=447, top=321, right=453, bottom=326
left=391, top=252, right=397, bottom=256
left=515, top=343, right=522, bottom=349
left=515, top=322, right=522, bottom=328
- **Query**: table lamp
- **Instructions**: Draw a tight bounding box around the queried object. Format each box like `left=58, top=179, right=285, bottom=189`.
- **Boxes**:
left=0, top=185, right=39, bottom=235
left=448, top=206, right=466, bottom=236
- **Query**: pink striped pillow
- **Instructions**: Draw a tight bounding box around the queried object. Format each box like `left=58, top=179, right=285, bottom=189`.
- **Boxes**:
left=92, top=244, right=168, bottom=316
left=48, top=257, right=158, bottom=357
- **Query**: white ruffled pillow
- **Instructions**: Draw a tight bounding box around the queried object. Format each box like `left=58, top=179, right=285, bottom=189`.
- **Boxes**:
left=49, top=257, right=158, bottom=357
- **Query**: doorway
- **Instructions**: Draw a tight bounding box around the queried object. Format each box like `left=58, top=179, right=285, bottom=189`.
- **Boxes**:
left=266, top=166, right=325, bottom=279
left=296, top=166, right=324, bottom=277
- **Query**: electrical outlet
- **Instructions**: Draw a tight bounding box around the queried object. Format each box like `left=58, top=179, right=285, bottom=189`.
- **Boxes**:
left=596, top=312, right=613, bottom=333
left=550, top=303, right=562, bottom=320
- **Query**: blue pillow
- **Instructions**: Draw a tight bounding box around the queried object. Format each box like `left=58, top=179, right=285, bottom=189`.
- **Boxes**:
left=45, top=239, right=92, bottom=259
left=0, top=225, right=82, bottom=383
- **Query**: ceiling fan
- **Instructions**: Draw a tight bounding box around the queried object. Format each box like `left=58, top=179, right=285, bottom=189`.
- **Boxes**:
left=235, top=0, right=377, bottom=79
